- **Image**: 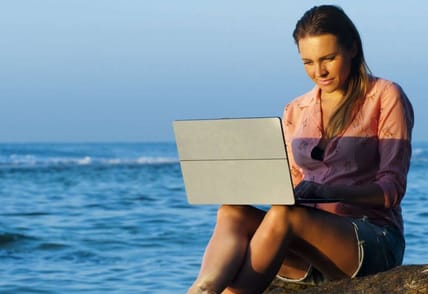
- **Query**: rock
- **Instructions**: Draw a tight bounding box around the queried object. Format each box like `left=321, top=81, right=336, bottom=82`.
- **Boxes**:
left=263, top=264, right=428, bottom=294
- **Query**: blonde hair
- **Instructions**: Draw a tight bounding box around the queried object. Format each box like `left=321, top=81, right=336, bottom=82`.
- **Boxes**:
left=293, top=5, right=372, bottom=138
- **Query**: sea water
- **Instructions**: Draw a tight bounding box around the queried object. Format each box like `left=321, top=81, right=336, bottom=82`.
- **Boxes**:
left=0, top=142, right=426, bottom=293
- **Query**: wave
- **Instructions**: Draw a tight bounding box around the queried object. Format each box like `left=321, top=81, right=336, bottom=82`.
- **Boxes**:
left=0, top=155, right=179, bottom=169
left=0, top=232, right=35, bottom=246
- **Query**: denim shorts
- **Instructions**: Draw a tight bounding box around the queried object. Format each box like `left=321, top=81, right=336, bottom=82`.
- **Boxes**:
left=276, top=216, right=405, bottom=285
left=351, top=216, right=405, bottom=277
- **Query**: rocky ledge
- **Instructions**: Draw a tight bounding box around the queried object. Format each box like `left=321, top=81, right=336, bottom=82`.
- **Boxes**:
left=264, top=264, right=428, bottom=294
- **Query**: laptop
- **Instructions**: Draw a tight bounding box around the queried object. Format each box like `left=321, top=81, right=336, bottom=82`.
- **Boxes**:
left=173, top=117, right=339, bottom=205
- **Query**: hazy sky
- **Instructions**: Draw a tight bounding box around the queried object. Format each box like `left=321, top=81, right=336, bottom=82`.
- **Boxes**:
left=1, top=1, right=427, bottom=142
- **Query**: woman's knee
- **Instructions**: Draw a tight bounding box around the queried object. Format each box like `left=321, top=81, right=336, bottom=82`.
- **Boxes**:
left=267, top=205, right=299, bottom=221
left=217, top=205, right=251, bottom=223
left=216, top=205, right=264, bottom=232
left=266, top=205, right=308, bottom=234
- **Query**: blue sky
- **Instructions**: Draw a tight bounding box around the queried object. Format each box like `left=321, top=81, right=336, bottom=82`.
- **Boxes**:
left=1, top=1, right=427, bottom=142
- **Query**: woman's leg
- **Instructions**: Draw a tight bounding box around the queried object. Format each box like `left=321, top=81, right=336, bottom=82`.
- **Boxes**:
left=223, top=205, right=360, bottom=293
left=188, top=205, right=266, bottom=293
left=277, top=250, right=312, bottom=280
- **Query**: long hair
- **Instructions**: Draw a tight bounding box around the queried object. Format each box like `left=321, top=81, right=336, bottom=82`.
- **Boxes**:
left=293, top=5, right=372, bottom=138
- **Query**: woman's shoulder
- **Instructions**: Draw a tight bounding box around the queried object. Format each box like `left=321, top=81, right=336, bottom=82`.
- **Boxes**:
left=368, top=76, right=414, bottom=127
left=286, top=86, right=318, bottom=108
left=283, top=87, right=319, bottom=126
left=368, top=76, right=405, bottom=97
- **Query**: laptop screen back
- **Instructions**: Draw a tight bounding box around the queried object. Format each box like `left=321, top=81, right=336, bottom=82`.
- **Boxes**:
left=173, top=117, right=296, bottom=205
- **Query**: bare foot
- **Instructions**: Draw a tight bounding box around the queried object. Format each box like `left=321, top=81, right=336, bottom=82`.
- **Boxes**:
left=188, top=283, right=217, bottom=294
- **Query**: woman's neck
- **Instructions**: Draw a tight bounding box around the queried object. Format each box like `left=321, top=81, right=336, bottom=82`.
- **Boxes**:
left=320, top=91, right=343, bottom=139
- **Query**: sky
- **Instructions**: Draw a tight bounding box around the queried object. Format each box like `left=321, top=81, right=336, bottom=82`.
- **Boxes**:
left=1, top=1, right=427, bottom=142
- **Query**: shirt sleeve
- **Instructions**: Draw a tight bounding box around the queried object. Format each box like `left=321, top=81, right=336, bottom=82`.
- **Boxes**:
left=283, top=103, right=304, bottom=187
left=375, top=82, right=414, bottom=208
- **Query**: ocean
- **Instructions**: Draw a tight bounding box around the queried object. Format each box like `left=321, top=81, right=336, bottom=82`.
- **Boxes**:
left=0, top=142, right=426, bottom=293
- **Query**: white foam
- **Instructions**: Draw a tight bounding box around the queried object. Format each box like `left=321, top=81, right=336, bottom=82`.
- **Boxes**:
left=136, top=157, right=178, bottom=164
left=77, top=156, right=92, bottom=165
left=413, top=148, right=424, bottom=156
left=1, top=155, right=179, bottom=168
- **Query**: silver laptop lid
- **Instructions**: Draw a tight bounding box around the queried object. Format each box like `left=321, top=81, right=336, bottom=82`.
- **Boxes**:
left=173, top=117, right=296, bottom=205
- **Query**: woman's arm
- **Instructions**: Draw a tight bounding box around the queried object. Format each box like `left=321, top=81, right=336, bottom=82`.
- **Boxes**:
left=321, top=183, right=385, bottom=207
left=294, top=181, right=385, bottom=207
left=373, top=82, right=414, bottom=208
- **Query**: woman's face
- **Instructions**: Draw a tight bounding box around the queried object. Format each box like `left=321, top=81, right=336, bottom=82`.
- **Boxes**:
left=297, top=34, right=356, bottom=99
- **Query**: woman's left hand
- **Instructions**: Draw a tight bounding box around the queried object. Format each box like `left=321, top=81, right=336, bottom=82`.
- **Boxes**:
left=294, top=180, right=326, bottom=199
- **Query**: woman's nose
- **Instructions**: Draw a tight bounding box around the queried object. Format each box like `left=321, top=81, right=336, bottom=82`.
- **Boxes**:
left=315, top=62, right=327, bottom=77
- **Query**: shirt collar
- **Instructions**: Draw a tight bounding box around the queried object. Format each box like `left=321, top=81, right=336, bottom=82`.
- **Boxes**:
left=298, top=86, right=320, bottom=108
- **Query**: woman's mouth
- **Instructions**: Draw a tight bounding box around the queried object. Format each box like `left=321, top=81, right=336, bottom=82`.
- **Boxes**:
left=317, top=78, right=334, bottom=86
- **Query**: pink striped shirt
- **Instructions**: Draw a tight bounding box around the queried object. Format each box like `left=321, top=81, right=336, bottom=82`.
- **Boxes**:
left=283, top=77, right=414, bottom=233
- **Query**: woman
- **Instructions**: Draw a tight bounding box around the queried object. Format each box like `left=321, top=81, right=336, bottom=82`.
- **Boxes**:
left=188, top=5, right=414, bottom=294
